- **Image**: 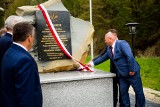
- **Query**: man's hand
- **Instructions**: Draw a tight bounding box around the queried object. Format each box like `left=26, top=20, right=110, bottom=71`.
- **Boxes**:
left=129, top=71, right=135, bottom=76
left=86, top=63, right=91, bottom=67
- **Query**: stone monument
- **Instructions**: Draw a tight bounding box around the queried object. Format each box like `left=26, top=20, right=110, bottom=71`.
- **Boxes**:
left=15, top=1, right=116, bottom=107
left=16, top=0, right=94, bottom=73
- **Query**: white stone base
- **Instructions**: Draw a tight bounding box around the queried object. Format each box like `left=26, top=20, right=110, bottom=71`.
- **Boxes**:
left=40, top=69, right=116, bottom=107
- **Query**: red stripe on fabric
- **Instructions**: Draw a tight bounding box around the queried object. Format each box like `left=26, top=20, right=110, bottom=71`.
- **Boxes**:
left=38, top=5, right=71, bottom=58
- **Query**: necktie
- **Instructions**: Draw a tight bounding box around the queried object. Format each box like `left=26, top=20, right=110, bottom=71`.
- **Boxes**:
left=110, top=46, right=113, bottom=57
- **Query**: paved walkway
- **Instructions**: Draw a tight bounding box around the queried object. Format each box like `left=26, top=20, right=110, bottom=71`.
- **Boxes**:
left=129, top=87, right=160, bottom=107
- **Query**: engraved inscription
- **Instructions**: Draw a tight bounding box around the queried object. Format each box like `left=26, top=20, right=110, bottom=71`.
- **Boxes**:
left=36, top=11, right=71, bottom=61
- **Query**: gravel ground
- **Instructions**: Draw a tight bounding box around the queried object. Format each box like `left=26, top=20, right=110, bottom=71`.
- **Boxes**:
left=129, top=87, right=160, bottom=107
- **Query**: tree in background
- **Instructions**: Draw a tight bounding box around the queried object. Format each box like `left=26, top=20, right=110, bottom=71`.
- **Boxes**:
left=0, top=0, right=159, bottom=56
left=63, top=0, right=160, bottom=56
left=0, top=11, right=4, bottom=28
left=132, top=0, right=160, bottom=51
left=0, top=0, right=46, bottom=27
left=63, top=0, right=135, bottom=54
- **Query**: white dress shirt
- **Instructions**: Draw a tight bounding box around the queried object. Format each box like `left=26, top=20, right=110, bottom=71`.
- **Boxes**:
left=13, top=42, right=28, bottom=51
left=111, top=40, right=117, bottom=55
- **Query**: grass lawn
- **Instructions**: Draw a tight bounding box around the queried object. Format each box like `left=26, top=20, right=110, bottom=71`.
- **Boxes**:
left=85, top=56, right=160, bottom=91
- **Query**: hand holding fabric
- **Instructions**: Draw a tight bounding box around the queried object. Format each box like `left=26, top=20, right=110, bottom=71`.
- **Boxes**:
left=86, top=62, right=92, bottom=67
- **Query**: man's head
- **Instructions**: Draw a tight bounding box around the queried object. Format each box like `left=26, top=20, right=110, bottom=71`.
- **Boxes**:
left=5, top=15, right=26, bottom=32
left=13, top=22, right=34, bottom=51
left=105, top=29, right=118, bottom=46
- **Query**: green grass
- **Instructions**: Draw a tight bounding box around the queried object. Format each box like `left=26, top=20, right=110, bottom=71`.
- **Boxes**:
left=85, top=56, right=160, bottom=91
left=137, top=57, right=160, bottom=91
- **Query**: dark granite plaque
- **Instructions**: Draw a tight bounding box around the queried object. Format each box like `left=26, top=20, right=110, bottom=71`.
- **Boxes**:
left=36, top=11, right=71, bottom=61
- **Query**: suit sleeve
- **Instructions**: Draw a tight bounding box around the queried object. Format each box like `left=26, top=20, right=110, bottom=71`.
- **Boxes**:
left=120, top=41, right=135, bottom=72
left=14, top=57, right=36, bottom=107
left=0, top=38, right=12, bottom=62
left=93, top=47, right=110, bottom=66
left=93, top=46, right=108, bottom=61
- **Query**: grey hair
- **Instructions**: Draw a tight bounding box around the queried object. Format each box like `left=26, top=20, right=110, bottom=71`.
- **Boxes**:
left=105, top=31, right=117, bottom=40
left=5, top=15, right=26, bottom=30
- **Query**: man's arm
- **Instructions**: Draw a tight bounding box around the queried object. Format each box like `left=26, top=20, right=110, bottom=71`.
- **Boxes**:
left=87, top=46, right=110, bottom=66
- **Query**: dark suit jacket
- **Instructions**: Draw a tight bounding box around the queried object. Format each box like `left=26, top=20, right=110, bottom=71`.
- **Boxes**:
left=93, top=40, right=140, bottom=77
left=1, top=44, right=42, bottom=107
left=0, top=33, right=12, bottom=66
left=0, top=33, right=13, bottom=106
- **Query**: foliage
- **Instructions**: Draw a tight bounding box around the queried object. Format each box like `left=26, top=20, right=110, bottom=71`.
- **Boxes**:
left=85, top=56, right=160, bottom=91
left=133, top=0, right=160, bottom=51
left=0, top=0, right=159, bottom=56
left=0, top=0, right=46, bottom=24
left=62, top=0, right=160, bottom=56
left=137, top=57, right=160, bottom=91
left=0, top=12, right=4, bottom=28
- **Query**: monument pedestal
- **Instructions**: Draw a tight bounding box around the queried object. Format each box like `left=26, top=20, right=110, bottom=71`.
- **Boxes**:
left=40, top=69, right=116, bottom=107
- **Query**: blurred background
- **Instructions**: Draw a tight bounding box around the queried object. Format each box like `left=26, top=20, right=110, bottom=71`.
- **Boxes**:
left=0, top=0, right=159, bottom=57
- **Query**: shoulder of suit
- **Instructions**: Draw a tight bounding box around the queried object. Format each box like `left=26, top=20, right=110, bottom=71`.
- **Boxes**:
left=115, top=40, right=128, bottom=48
left=0, top=33, right=12, bottom=39
left=116, top=40, right=126, bottom=43
left=11, top=44, right=35, bottom=62
left=10, top=44, right=30, bottom=56
left=4, top=32, right=12, bottom=37
left=117, top=40, right=128, bottom=45
left=0, top=35, right=12, bottom=42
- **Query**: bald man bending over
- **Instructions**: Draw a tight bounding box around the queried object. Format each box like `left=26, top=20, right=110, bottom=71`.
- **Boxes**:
left=87, top=29, right=145, bottom=107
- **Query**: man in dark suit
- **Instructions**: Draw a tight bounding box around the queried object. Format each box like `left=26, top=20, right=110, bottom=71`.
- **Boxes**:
left=0, top=15, right=25, bottom=62
left=1, top=22, right=43, bottom=107
left=87, top=29, right=145, bottom=107
left=0, top=15, right=26, bottom=67
left=0, top=15, right=26, bottom=106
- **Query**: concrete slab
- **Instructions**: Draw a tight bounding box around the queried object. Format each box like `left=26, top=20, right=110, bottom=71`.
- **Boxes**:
left=40, top=69, right=116, bottom=107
